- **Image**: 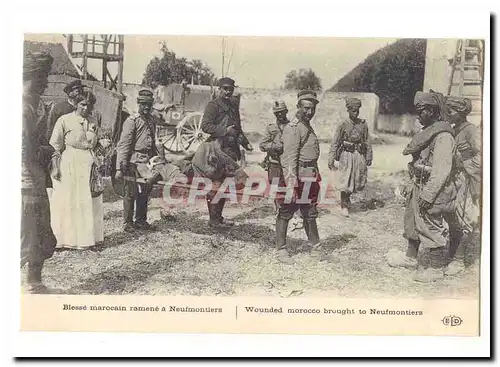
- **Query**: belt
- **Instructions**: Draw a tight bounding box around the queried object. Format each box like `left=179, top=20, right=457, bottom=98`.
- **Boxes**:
left=299, top=161, right=317, bottom=168
left=134, top=149, right=152, bottom=154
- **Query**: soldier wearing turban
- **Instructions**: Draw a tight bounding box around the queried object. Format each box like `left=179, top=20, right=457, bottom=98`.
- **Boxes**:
left=328, top=97, right=373, bottom=217
left=387, top=91, right=463, bottom=283
left=21, top=51, right=57, bottom=293
left=443, top=96, right=481, bottom=276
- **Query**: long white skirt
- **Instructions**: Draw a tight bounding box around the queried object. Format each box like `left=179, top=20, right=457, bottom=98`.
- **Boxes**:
left=49, top=146, right=104, bottom=249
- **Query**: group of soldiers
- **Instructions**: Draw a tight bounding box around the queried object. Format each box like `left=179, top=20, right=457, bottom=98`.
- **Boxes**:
left=21, top=50, right=481, bottom=293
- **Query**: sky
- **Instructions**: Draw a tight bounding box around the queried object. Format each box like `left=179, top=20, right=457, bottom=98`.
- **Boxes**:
left=24, top=33, right=398, bottom=89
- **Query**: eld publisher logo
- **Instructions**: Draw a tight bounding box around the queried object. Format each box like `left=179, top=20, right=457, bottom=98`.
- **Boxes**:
left=441, top=315, right=463, bottom=327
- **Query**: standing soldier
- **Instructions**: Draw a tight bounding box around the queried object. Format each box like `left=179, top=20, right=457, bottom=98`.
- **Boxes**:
left=443, top=96, right=481, bottom=275
left=115, top=89, right=162, bottom=232
left=387, top=91, right=461, bottom=283
left=259, top=100, right=290, bottom=210
left=276, top=91, right=322, bottom=264
left=259, top=100, right=303, bottom=228
left=328, top=98, right=373, bottom=217
left=198, top=77, right=251, bottom=228
left=21, top=51, right=57, bottom=293
left=201, top=77, right=253, bottom=162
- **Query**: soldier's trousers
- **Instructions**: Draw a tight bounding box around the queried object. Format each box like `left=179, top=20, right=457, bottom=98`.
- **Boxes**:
left=277, top=180, right=320, bottom=221
left=123, top=184, right=150, bottom=225
left=21, top=194, right=56, bottom=268
left=403, top=185, right=448, bottom=250
left=268, top=162, right=283, bottom=211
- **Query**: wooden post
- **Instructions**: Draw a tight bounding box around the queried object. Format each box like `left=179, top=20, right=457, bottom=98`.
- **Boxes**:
left=102, top=60, right=107, bottom=88
left=459, top=39, right=466, bottom=96
left=67, top=34, right=73, bottom=54
left=117, top=35, right=124, bottom=94
left=82, top=35, right=88, bottom=80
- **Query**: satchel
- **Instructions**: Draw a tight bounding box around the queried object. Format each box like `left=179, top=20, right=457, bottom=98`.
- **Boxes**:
left=90, top=154, right=106, bottom=198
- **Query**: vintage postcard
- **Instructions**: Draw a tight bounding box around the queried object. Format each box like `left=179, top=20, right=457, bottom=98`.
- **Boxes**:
left=17, top=22, right=490, bottom=349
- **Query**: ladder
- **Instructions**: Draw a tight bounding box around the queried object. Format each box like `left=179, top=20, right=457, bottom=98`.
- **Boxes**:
left=447, top=39, right=484, bottom=125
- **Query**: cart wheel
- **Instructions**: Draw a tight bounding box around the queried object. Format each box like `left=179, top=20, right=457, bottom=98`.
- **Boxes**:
left=161, top=126, right=184, bottom=153
left=176, top=112, right=208, bottom=152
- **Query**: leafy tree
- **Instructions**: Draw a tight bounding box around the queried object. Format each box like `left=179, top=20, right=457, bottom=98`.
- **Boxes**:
left=331, top=39, right=427, bottom=114
left=142, top=42, right=216, bottom=88
left=284, top=68, right=322, bottom=91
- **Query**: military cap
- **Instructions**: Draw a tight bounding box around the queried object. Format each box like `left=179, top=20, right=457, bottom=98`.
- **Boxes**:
left=63, top=79, right=84, bottom=95
left=272, top=100, right=288, bottom=113
left=297, top=90, right=319, bottom=104
left=218, top=77, right=236, bottom=87
left=137, top=88, right=155, bottom=104
left=345, top=97, right=362, bottom=109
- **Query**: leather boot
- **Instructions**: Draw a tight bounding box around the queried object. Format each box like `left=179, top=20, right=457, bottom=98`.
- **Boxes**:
left=340, top=191, right=350, bottom=217
left=307, top=220, right=323, bottom=260
left=27, top=262, right=47, bottom=293
left=276, top=217, right=294, bottom=265
left=445, top=233, right=467, bottom=276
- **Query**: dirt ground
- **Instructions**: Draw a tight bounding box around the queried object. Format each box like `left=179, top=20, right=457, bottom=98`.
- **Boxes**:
left=21, top=133, right=480, bottom=299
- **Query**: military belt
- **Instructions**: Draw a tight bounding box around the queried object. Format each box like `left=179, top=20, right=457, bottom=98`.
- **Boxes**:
left=299, top=161, right=318, bottom=168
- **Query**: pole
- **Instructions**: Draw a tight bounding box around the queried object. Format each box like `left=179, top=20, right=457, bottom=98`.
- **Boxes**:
left=117, top=35, right=124, bottom=94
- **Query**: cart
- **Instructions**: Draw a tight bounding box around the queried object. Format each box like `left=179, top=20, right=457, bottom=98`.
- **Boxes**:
left=154, top=83, right=216, bottom=154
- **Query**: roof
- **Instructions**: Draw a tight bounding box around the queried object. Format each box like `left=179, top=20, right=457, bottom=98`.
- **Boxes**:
left=24, top=40, right=80, bottom=78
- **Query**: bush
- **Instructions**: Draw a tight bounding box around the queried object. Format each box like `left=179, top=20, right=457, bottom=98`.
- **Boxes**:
left=284, top=68, right=322, bottom=91
left=331, top=39, right=426, bottom=115
left=142, top=42, right=216, bottom=88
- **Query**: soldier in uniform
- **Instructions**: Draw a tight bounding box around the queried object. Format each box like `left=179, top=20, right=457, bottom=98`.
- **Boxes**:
left=276, top=91, right=322, bottom=264
left=387, top=91, right=462, bottom=283
left=201, top=77, right=253, bottom=162
left=328, top=98, right=373, bottom=217
left=21, top=51, right=57, bottom=293
left=197, top=77, right=252, bottom=228
left=115, top=89, right=162, bottom=232
left=259, top=100, right=303, bottom=229
left=259, top=100, right=289, bottom=210
left=443, top=96, right=481, bottom=276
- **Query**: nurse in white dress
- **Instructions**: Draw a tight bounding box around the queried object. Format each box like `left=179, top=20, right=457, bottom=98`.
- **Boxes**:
left=49, top=91, right=104, bottom=250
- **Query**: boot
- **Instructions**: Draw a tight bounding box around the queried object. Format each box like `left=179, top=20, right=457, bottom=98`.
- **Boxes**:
left=276, top=217, right=294, bottom=265
left=207, top=198, right=233, bottom=229
left=340, top=191, right=350, bottom=217
left=445, top=233, right=467, bottom=276
left=306, top=220, right=323, bottom=260
left=27, top=262, right=47, bottom=294
left=413, top=247, right=445, bottom=283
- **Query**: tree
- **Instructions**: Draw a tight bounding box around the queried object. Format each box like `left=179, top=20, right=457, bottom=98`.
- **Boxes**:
left=142, top=42, right=216, bottom=88
left=284, top=68, right=322, bottom=91
left=331, top=39, right=427, bottom=115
